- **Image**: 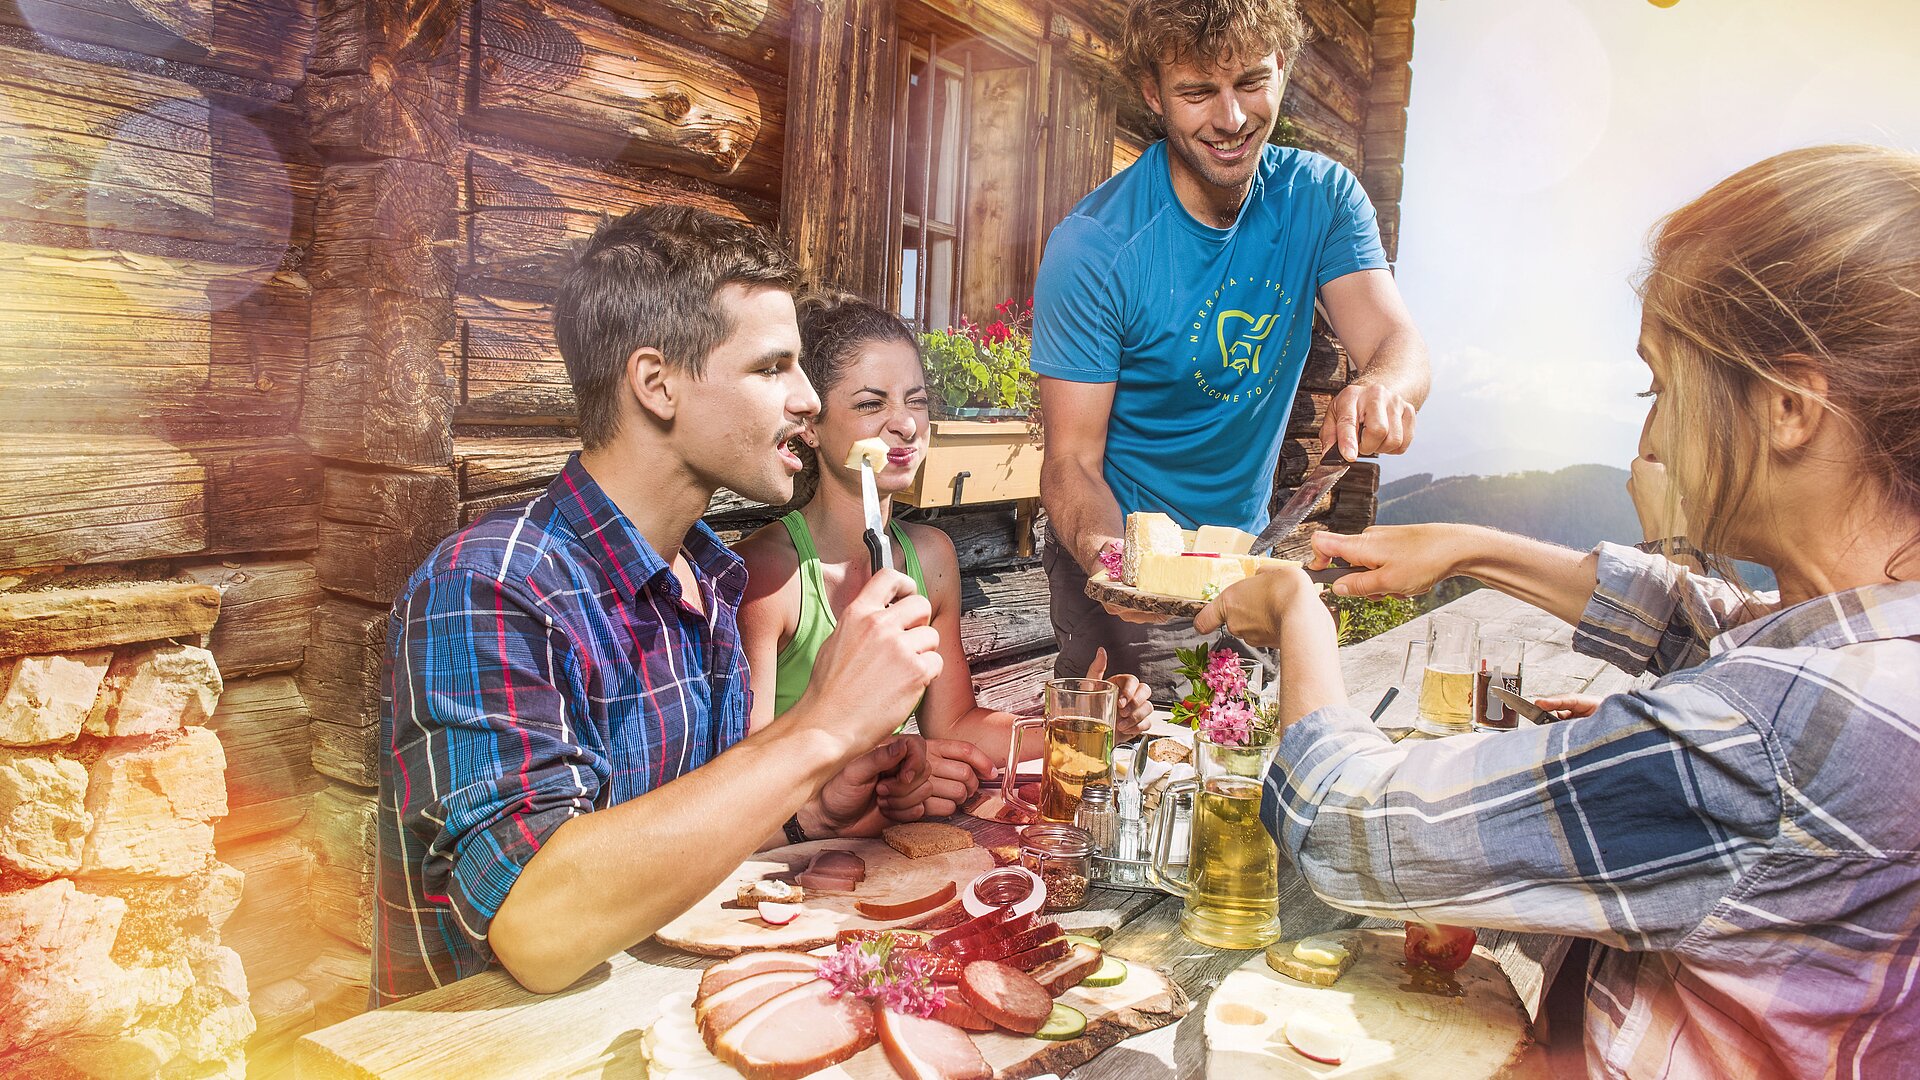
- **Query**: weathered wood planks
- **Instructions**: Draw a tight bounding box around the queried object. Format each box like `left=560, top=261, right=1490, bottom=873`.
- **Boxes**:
left=0, top=0, right=315, bottom=85
left=959, top=65, right=1036, bottom=323
left=469, top=0, right=784, bottom=197
left=207, top=673, right=319, bottom=843
left=0, top=434, right=205, bottom=566
left=180, top=559, right=320, bottom=678
left=315, top=466, right=458, bottom=607
left=593, top=0, right=791, bottom=74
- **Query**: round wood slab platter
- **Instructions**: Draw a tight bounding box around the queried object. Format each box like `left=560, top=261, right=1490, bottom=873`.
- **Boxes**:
left=1204, top=929, right=1547, bottom=1078
left=653, top=838, right=994, bottom=957
left=1084, top=570, right=1207, bottom=619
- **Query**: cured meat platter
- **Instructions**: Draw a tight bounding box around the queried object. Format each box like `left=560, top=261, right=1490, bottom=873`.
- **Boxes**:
left=655, top=838, right=995, bottom=956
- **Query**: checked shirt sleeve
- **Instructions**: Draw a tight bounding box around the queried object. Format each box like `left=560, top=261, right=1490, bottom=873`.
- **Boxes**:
left=1574, top=542, right=1757, bottom=677
left=386, top=569, right=604, bottom=961
left=1262, top=684, right=1780, bottom=952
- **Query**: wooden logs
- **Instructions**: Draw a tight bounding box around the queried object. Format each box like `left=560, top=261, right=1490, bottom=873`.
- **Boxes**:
left=470, top=0, right=784, bottom=197
left=309, top=161, right=457, bottom=298
left=302, top=288, right=456, bottom=466
left=314, top=466, right=458, bottom=606
left=1290, top=41, right=1366, bottom=128
left=452, top=435, right=766, bottom=526
left=219, top=831, right=318, bottom=988
left=451, top=291, right=571, bottom=423
left=206, top=674, right=320, bottom=844
left=180, top=560, right=320, bottom=678
left=303, top=0, right=462, bottom=161
left=462, top=146, right=775, bottom=291
left=957, top=566, right=1051, bottom=666
left=971, top=649, right=1056, bottom=714
left=0, top=0, right=315, bottom=85
left=308, top=783, right=375, bottom=949
left=299, top=596, right=386, bottom=782
left=177, top=438, right=321, bottom=555
left=778, top=0, right=892, bottom=296
left=593, top=0, right=791, bottom=73
left=0, top=435, right=205, bottom=567
left=1299, top=0, right=1372, bottom=84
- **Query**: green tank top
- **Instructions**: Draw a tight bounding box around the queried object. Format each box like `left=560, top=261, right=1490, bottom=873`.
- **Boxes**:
left=772, top=510, right=927, bottom=724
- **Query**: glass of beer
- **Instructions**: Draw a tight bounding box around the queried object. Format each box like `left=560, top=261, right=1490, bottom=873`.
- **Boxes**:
left=1409, top=612, right=1480, bottom=736
left=1005, top=679, right=1117, bottom=823
left=1147, top=727, right=1283, bottom=949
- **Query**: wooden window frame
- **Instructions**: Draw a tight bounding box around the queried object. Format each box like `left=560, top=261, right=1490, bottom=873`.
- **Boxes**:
left=890, top=35, right=974, bottom=332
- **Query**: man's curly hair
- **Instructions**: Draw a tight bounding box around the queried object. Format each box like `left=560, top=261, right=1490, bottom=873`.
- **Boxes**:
left=1121, top=0, right=1308, bottom=85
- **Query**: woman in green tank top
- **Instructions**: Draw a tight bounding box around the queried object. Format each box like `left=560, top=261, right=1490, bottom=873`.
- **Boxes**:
left=735, top=294, right=1154, bottom=819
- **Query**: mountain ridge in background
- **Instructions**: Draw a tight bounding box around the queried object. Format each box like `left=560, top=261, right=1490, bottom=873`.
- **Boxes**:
left=1376, top=464, right=1642, bottom=551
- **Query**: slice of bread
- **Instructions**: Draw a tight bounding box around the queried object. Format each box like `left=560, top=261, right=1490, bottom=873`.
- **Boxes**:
left=736, top=878, right=805, bottom=906
left=882, top=821, right=975, bottom=859
left=1265, top=931, right=1363, bottom=987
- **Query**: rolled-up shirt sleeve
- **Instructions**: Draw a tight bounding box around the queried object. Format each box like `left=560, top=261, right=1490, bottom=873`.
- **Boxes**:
left=387, top=569, right=605, bottom=959
left=1262, top=679, right=1780, bottom=952
left=1574, top=542, right=1763, bottom=677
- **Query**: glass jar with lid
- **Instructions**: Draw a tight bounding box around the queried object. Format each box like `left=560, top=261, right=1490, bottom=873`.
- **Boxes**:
left=1020, top=823, right=1093, bottom=912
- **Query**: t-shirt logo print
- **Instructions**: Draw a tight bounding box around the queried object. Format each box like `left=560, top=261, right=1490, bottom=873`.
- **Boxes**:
left=1216, top=310, right=1280, bottom=375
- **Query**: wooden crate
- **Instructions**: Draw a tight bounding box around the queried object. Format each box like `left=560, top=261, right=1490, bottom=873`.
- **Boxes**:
left=897, top=420, right=1043, bottom=508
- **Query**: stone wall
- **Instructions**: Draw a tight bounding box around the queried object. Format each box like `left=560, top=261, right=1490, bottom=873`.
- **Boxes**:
left=0, top=602, right=254, bottom=1078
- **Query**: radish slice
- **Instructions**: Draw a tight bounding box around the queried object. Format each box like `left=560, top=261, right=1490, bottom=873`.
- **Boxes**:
left=757, top=901, right=803, bottom=925
left=1284, top=1013, right=1346, bottom=1065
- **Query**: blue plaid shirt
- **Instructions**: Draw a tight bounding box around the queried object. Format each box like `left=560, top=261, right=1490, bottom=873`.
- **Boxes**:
left=1264, top=544, right=1920, bottom=1078
left=373, top=454, right=750, bottom=1004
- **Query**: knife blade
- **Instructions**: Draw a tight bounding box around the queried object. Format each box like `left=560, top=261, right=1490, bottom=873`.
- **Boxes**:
left=1489, top=684, right=1559, bottom=725
left=1249, top=447, right=1351, bottom=557
left=859, top=460, right=892, bottom=573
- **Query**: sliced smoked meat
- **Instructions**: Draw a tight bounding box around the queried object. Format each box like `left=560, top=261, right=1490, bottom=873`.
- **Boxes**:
left=930, top=997, right=996, bottom=1032
left=808, top=850, right=867, bottom=880
left=696, top=951, right=822, bottom=1005
left=958, top=960, right=1054, bottom=1036
left=795, top=870, right=862, bottom=893
left=696, top=969, right=823, bottom=1049
left=927, top=906, right=1010, bottom=951
left=1004, top=937, right=1070, bottom=972
left=713, top=977, right=877, bottom=1080
left=878, top=1008, right=992, bottom=1080
left=1030, top=942, right=1104, bottom=995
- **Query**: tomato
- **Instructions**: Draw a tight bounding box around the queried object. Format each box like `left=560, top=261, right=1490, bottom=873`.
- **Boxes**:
left=1403, top=922, right=1477, bottom=973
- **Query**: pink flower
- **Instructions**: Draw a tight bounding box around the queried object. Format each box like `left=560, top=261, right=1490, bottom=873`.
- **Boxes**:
left=1204, top=649, right=1249, bottom=698
left=1199, top=698, right=1255, bottom=746
left=818, top=937, right=945, bottom=1019
left=1097, top=543, right=1124, bottom=578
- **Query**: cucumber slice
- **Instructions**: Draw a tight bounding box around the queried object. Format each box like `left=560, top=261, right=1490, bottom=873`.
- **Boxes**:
left=1082, top=956, right=1128, bottom=987
left=1034, top=1002, right=1087, bottom=1041
left=1061, top=933, right=1103, bottom=950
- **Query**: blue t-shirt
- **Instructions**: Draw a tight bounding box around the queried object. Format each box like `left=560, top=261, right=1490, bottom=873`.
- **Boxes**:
left=1032, top=141, right=1388, bottom=531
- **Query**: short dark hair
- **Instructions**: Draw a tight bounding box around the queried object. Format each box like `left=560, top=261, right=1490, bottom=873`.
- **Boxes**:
left=1122, top=0, right=1307, bottom=86
left=554, top=205, right=799, bottom=449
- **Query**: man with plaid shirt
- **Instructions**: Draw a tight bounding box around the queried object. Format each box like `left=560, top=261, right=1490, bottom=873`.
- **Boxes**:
left=373, top=207, right=945, bottom=1003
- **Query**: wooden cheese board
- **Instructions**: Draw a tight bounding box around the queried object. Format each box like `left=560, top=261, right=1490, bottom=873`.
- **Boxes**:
left=1084, top=569, right=1208, bottom=619
left=654, top=838, right=995, bottom=956
left=1203, top=929, right=1547, bottom=1078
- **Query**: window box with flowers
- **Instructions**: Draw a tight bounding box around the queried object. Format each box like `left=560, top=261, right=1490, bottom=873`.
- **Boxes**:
left=897, top=298, right=1045, bottom=509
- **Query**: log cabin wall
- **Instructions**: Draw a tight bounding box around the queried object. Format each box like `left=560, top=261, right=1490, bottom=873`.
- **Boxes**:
left=0, top=0, right=1412, bottom=1072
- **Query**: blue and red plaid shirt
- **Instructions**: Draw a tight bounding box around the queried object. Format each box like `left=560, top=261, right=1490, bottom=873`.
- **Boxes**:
left=372, top=453, right=751, bottom=1004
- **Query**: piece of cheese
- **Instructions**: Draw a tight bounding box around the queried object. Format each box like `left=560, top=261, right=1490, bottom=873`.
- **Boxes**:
left=1192, top=525, right=1257, bottom=555
left=1134, top=552, right=1245, bottom=601
left=1292, top=935, right=1352, bottom=966
left=843, top=437, right=890, bottom=471
left=1231, top=555, right=1301, bottom=577
left=1122, top=512, right=1185, bottom=587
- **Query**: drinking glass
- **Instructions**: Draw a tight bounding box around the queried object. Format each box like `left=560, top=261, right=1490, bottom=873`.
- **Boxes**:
left=1005, top=678, right=1118, bottom=823
left=1473, top=635, right=1528, bottom=732
left=1412, top=613, right=1479, bottom=736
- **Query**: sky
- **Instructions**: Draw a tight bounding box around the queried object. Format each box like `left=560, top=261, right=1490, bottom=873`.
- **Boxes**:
left=1384, top=0, right=1920, bottom=484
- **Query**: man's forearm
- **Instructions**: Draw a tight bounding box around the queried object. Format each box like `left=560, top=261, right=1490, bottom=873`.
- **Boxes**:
left=1351, top=325, right=1430, bottom=409
left=1042, top=455, right=1125, bottom=573
left=488, top=714, right=851, bottom=992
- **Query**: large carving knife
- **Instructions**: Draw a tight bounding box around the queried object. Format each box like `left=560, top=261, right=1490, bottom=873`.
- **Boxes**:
left=1249, top=446, right=1351, bottom=557
left=845, top=437, right=893, bottom=573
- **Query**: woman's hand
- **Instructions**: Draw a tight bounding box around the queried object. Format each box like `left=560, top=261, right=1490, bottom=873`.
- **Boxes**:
left=1309, top=525, right=1477, bottom=599
left=1086, top=647, right=1155, bottom=737
left=806, top=736, right=927, bottom=836
left=1531, top=694, right=1601, bottom=721
left=880, top=737, right=996, bottom=821
left=1192, top=565, right=1325, bottom=647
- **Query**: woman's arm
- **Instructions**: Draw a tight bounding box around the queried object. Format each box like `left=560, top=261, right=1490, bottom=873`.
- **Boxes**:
left=733, top=525, right=803, bottom=733
left=907, top=524, right=1012, bottom=812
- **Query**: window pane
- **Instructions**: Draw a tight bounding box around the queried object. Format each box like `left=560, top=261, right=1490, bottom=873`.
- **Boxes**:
left=899, top=244, right=920, bottom=323
left=903, top=59, right=927, bottom=219
left=926, top=236, right=955, bottom=330
left=931, top=70, right=963, bottom=225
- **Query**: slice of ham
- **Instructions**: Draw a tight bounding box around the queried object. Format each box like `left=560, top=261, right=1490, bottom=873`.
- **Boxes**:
left=927, top=906, right=1010, bottom=951
left=1030, top=942, right=1104, bottom=995
left=956, top=921, right=1059, bottom=963
left=958, top=960, right=1054, bottom=1036
left=696, top=968, right=823, bottom=1049
left=696, top=952, right=822, bottom=1005
left=1004, top=937, right=1070, bottom=972
left=713, top=978, right=877, bottom=1080
left=808, top=850, right=867, bottom=881
left=878, top=1008, right=992, bottom=1080
left=946, top=912, right=1037, bottom=960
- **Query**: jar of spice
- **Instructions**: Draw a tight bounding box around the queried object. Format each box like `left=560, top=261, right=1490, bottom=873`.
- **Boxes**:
left=1020, top=823, right=1093, bottom=912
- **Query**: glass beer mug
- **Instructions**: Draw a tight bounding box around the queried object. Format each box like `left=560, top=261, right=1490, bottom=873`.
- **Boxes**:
left=1410, top=612, right=1481, bottom=737
left=1005, top=679, right=1117, bottom=823
left=1148, top=729, right=1283, bottom=949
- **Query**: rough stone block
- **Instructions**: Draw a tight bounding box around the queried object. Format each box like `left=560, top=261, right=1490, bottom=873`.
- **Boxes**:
left=170, top=944, right=256, bottom=1064
left=0, top=879, right=139, bottom=1050
left=0, top=748, right=91, bottom=878
left=49, top=1029, right=180, bottom=1078
left=85, top=643, right=224, bottom=738
left=82, top=727, right=229, bottom=879
left=0, top=649, right=113, bottom=746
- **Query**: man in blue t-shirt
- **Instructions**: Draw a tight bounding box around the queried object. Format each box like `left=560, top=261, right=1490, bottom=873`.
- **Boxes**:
left=1034, top=0, right=1430, bottom=696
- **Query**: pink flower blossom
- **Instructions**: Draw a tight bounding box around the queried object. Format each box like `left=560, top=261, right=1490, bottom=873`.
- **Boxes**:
left=1097, top=543, right=1124, bottom=578
left=817, top=937, right=945, bottom=1019
left=1204, top=648, right=1249, bottom=698
left=1199, top=697, right=1256, bottom=746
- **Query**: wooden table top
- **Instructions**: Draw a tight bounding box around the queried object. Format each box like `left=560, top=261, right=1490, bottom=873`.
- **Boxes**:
left=299, top=591, right=1637, bottom=1079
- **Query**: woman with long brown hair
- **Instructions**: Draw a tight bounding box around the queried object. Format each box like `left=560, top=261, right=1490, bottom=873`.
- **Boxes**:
left=1197, top=145, right=1920, bottom=1076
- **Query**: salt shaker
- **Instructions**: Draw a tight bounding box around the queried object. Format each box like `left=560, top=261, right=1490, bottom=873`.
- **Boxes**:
left=1075, top=783, right=1117, bottom=855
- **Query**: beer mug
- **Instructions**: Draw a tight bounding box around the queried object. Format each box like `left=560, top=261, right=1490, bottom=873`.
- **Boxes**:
left=1148, top=728, right=1283, bottom=949
left=1005, top=679, right=1117, bottom=823
left=1410, top=612, right=1480, bottom=736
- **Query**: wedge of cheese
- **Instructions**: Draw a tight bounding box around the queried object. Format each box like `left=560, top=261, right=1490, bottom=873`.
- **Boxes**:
left=1122, top=512, right=1184, bottom=587
left=1230, top=555, right=1301, bottom=577
left=844, top=437, right=890, bottom=471
left=1134, top=552, right=1246, bottom=601
left=1192, top=525, right=1257, bottom=555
